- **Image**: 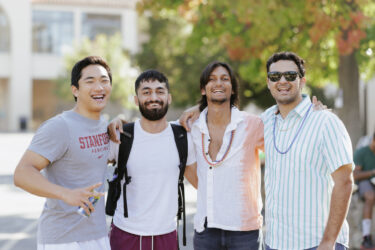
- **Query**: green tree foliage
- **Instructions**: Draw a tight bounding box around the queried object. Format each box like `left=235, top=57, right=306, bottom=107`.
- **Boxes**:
left=137, top=0, right=375, bottom=144
left=55, top=34, right=136, bottom=109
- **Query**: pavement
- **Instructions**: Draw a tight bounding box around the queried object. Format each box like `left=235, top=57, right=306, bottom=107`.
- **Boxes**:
left=0, top=133, right=196, bottom=250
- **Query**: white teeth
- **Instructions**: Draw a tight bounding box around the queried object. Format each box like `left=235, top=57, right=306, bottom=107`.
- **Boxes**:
left=92, top=95, right=104, bottom=99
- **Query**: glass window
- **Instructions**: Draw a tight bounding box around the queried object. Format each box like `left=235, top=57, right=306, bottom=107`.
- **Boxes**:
left=82, top=13, right=121, bottom=40
left=32, top=10, right=73, bottom=54
left=0, top=7, right=10, bottom=52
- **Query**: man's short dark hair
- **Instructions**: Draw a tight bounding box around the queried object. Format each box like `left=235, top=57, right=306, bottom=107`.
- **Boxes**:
left=266, top=51, right=306, bottom=77
left=134, top=70, right=169, bottom=93
left=198, top=61, right=239, bottom=111
left=71, top=56, right=112, bottom=101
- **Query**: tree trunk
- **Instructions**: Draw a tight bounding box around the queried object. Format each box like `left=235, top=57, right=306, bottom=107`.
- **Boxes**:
left=337, top=52, right=363, bottom=148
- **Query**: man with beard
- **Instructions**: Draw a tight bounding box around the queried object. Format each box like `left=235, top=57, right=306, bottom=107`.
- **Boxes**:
left=108, top=69, right=197, bottom=250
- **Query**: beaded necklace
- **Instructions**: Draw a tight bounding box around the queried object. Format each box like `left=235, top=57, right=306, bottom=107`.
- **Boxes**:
left=201, top=130, right=235, bottom=167
left=273, top=103, right=313, bottom=154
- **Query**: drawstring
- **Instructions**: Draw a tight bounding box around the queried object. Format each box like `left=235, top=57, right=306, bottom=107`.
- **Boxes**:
left=139, top=235, right=154, bottom=250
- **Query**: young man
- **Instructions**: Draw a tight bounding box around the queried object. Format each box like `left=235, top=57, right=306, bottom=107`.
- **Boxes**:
left=353, top=132, right=375, bottom=249
left=262, top=52, right=353, bottom=250
left=188, top=62, right=264, bottom=250
left=14, top=56, right=113, bottom=250
left=108, top=70, right=197, bottom=250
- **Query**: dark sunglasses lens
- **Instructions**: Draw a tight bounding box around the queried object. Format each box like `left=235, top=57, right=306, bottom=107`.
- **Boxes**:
left=284, top=71, right=298, bottom=81
left=268, top=72, right=282, bottom=82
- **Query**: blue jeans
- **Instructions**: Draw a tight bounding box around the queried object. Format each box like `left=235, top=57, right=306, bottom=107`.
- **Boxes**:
left=265, top=243, right=346, bottom=250
left=194, top=227, right=262, bottom=250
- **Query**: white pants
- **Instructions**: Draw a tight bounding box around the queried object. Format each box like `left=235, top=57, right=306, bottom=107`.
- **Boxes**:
left=37, top=236, right=110, bottom=250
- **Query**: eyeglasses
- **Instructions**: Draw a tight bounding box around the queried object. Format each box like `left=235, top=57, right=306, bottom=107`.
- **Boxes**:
left=267, top=71, right=302, bottom=82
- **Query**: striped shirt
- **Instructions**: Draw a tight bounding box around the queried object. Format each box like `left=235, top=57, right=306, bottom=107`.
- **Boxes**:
left=261, top=95, right=353, bottom=250
left=190, top=107, right=264, bottom=232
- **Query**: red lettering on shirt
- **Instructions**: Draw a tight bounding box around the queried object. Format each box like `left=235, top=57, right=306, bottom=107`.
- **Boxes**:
left=79, top=137, right=85, bottom=149
left=84, top=137, right=90, bottom=148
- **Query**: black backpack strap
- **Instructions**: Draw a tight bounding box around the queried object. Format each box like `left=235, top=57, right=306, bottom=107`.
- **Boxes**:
left=171, top=124, right=188, bottom=246
left=117, top=122, right=135, bottom=218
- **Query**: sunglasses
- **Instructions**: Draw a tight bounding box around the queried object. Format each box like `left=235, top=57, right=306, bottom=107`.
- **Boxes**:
left=267, top=71, right=302, bottom=82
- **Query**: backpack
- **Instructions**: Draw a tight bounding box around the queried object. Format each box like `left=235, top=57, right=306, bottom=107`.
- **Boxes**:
left=105, top=122, right=188, bottom=246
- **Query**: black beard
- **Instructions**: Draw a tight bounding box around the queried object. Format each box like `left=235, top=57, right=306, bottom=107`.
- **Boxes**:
left=138, top=101, right=169, bottom=121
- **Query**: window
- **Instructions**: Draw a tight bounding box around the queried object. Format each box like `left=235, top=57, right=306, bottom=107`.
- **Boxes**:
left=82, top=13, right=121, bottom=40
left=0, top=7, right=10, bottom=52
left=32, top=10, right=73, bottom=54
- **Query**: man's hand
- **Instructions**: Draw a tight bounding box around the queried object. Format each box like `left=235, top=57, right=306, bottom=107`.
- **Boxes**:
left=317, top=240, right=335, bottom=250
left=61, top=182, right=104, bottom=216
left=316, top=242, right=335, bottom=250
left=179, top=105, right=200, bottom=132
left=108, top=116, right=126, bottom=144
left=312, top=96, right=330, bottom=111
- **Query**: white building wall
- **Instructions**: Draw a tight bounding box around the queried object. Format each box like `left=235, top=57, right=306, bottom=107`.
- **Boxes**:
left=0, top=0, right=32, bottom=131
left=122, top=8, right=138, bottom=53
left=0, top=0, right=139, bottom=131
left=0, top=54, right=10, bottom=77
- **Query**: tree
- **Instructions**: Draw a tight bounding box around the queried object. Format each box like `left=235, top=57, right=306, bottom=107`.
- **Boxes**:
left=137, top=0, right=375, bottom=145
left=56, top=34, right=136, bottom=109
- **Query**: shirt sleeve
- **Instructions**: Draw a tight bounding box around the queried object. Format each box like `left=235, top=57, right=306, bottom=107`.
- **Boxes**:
left=108, top=131, right=120, bottom=162
left=321, top=112, right=354, bottom=173
left=28, top=116, right=69, bottom=163
left=186, top=132, right=196, bottom=166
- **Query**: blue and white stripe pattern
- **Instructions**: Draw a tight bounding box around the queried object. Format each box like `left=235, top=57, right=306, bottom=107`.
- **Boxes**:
left=261, top=95, right=353, bottom=250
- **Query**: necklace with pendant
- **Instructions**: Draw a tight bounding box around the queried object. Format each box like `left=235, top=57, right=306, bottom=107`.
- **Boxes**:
left=201, top=130, right=235, bottom=167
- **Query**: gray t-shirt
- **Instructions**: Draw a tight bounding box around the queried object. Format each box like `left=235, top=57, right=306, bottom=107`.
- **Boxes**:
left=28, top=110, right=109, bottom=244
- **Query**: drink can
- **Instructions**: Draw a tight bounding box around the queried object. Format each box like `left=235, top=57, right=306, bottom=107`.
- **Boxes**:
left=77, top=195, right=100, bottom=217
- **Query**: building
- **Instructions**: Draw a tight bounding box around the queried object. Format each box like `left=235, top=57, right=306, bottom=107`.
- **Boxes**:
left=0, top=0, right=138, bottom=131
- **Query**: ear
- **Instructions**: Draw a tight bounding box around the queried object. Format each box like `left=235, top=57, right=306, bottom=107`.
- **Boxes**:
left=71, top=85, right=79, bottom=98
left=134, top=95, right=139, bottom=106
left=300, top=76, right=306, bottom=89
left=201, top=88, right=206, bottom=96
left=267, top=78, right=271, bottom=90
left=168, top=93, right=172, bottom=105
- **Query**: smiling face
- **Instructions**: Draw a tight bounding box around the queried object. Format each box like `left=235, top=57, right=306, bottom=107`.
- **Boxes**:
left=267, top=60, right=305, bottom=106
left=71, top=64, right=112, bottom=116
left=201, top=66, right=233, bottom=105
left=135, top=80, right=171, bottom=121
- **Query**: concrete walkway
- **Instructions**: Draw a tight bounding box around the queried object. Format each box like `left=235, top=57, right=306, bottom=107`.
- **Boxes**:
left=0, top=133, right=196, bottom=250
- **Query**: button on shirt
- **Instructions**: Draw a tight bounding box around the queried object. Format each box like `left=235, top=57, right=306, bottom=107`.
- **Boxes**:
left=261, top=96, right=353, bottom=250
left=190, top=107, right=264, bottom=232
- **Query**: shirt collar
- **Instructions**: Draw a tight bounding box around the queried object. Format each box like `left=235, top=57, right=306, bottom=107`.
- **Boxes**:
left=194, top=106, right=244, bottom=134
left=274, top=94, right=312, bottom=118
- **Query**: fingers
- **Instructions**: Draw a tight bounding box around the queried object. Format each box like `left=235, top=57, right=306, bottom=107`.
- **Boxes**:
left=312, top=95, right=317, bottom=104
left=81, top=199, right=92, bottom=216
left=108, top=117, right=124, bottom=144
left=87, top=182, right=102, bottom=192
left=179, top=113, right=191, bottom=132
left=92, top=190, right=105, bottom=197
left=117, top=119, right=124, bottom=134
left=107, top=122, right=120, bottom=144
